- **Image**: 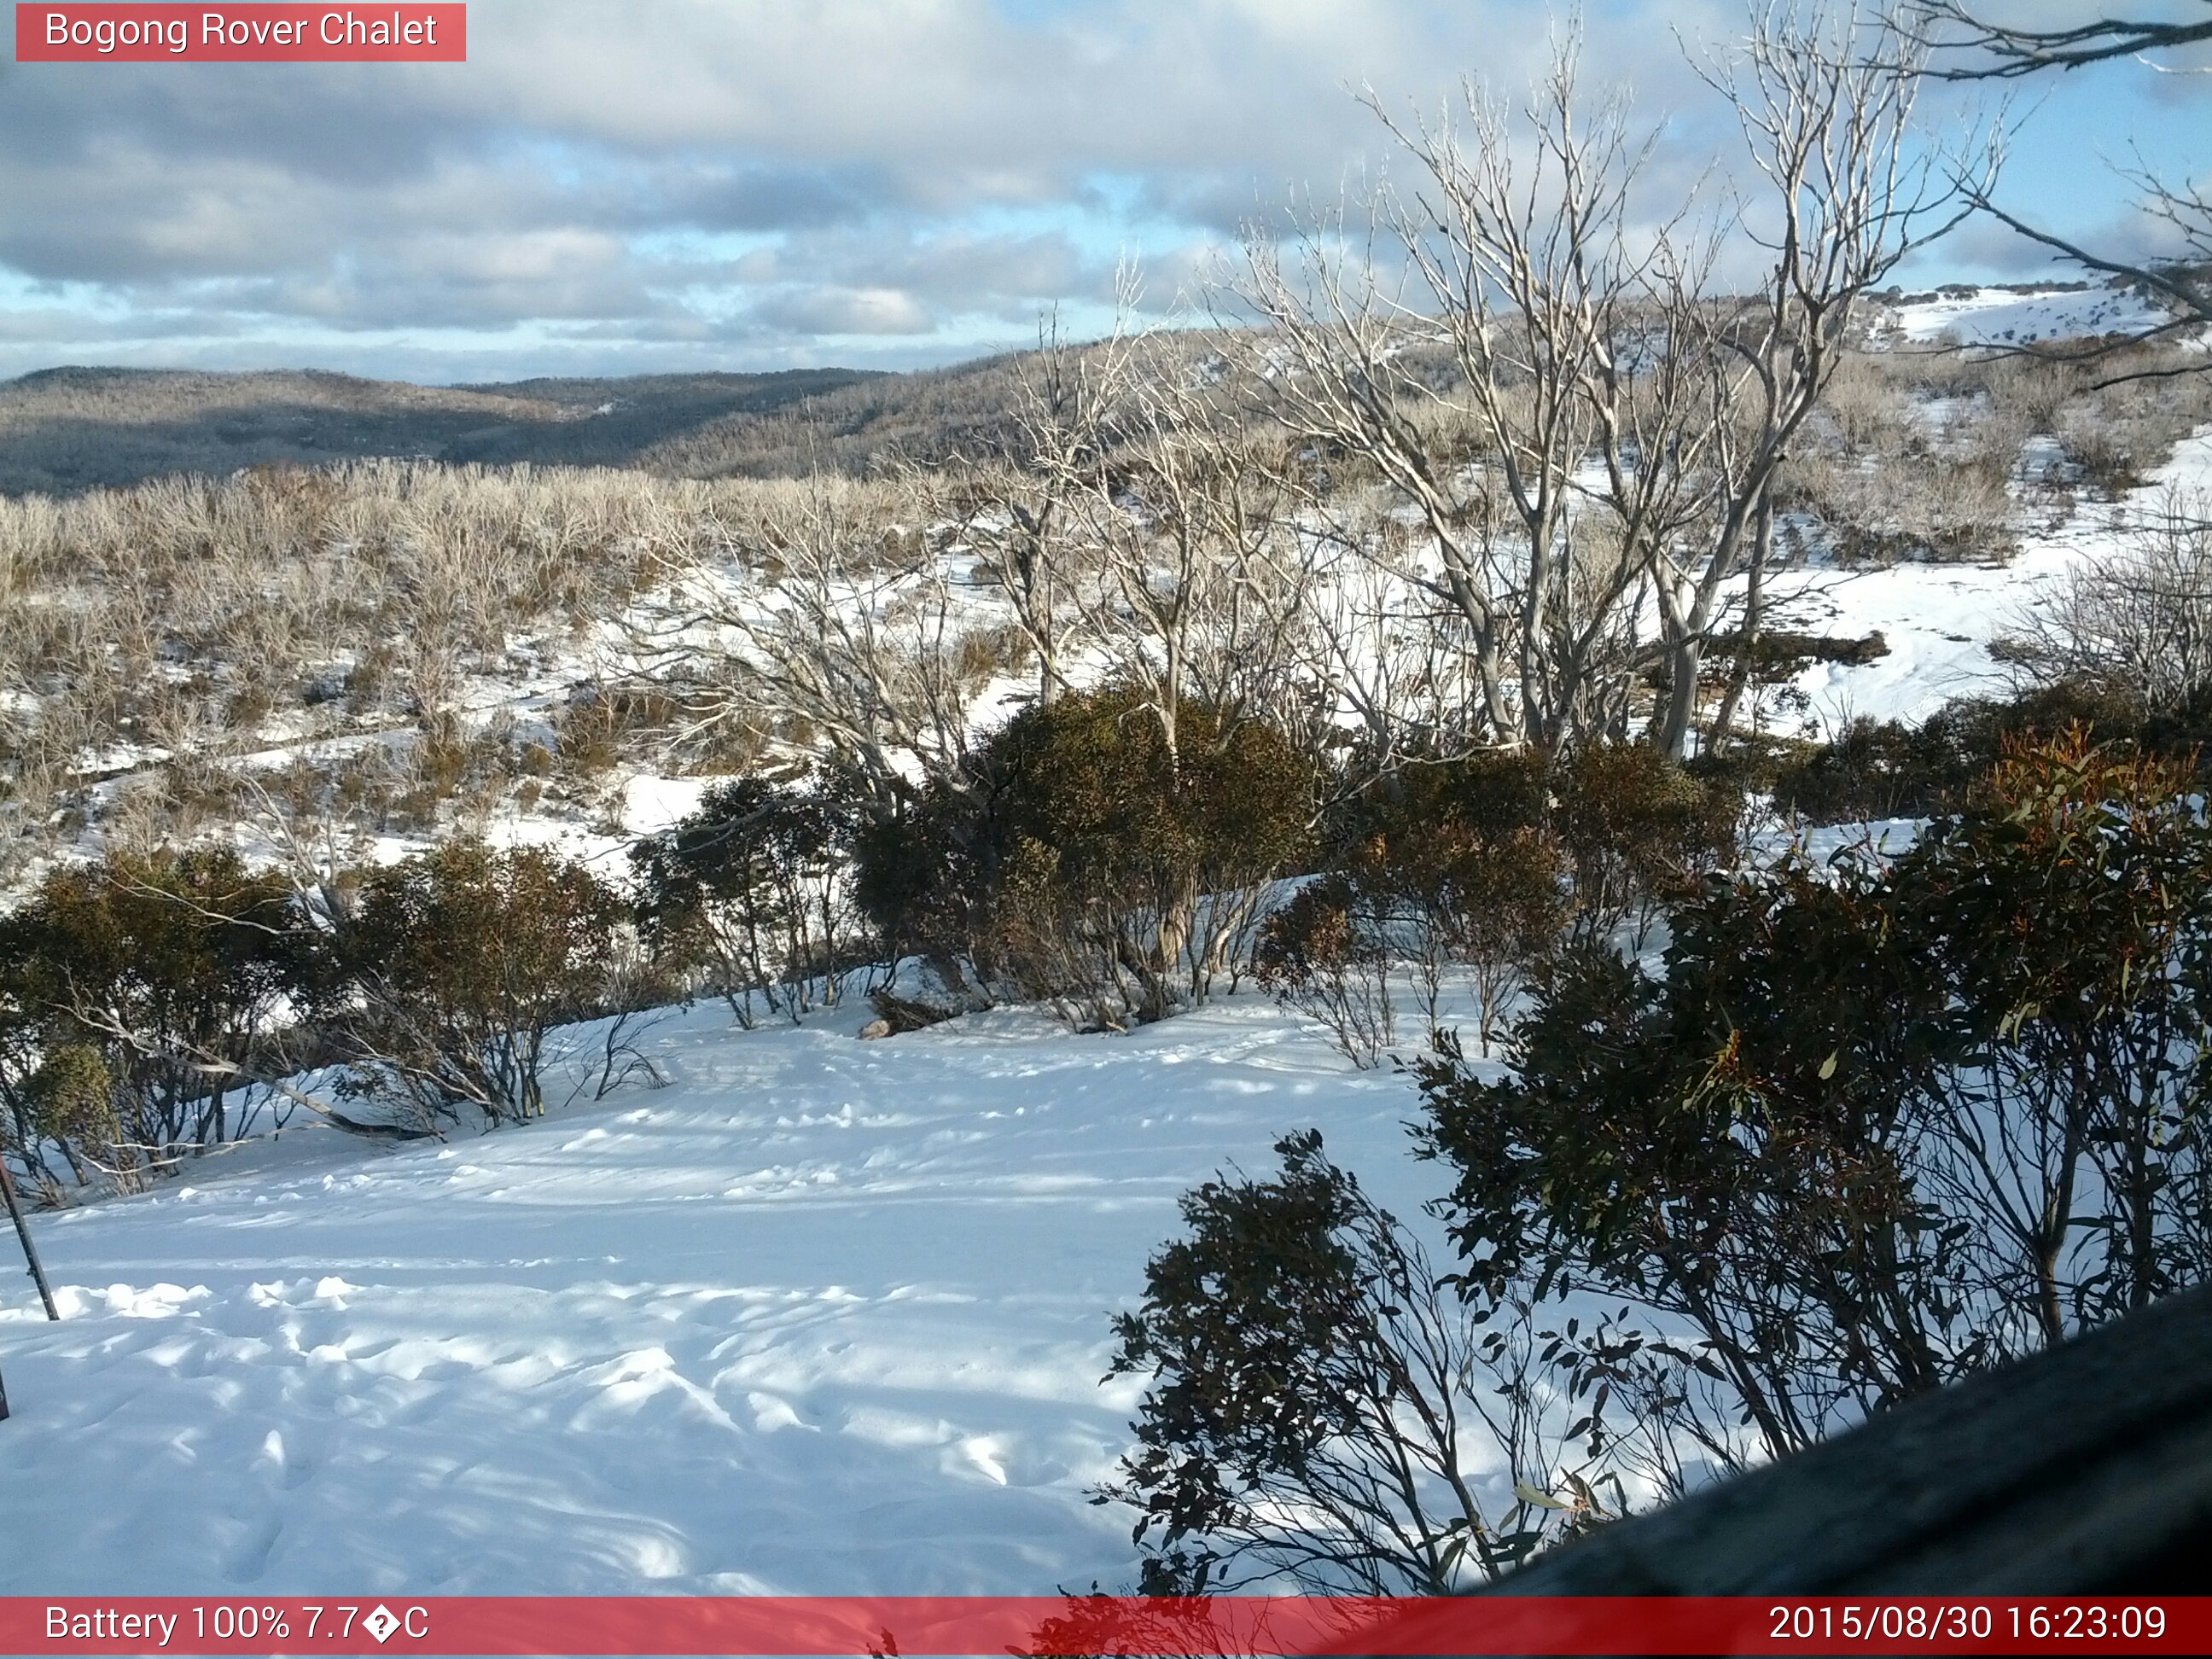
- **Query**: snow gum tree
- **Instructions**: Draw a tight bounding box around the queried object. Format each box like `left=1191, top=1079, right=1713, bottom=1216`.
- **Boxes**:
left=1237, top=8, right=1984, bottom=760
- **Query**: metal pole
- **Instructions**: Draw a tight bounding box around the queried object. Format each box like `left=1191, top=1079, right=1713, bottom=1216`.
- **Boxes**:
left=0, top=1158, right=58, bottom=1322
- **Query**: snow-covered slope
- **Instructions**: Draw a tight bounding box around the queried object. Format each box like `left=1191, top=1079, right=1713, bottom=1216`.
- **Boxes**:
left=1883, top=280, right=2174, bottom=348
left=1763, top=429, right=2212, bottom=733
left=0, top=997, right=1430, bottom=1595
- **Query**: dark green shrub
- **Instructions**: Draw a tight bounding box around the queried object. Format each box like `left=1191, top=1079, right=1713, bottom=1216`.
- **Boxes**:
left=857, top=688, right=1312, bottom=1026
left=7, top=1041, right=118, bottom=1194
left=1555, top=744, right=1738, bottom=946
left=1413, top=825, right=1571, bottom=1053
left=1769, top=714, right=1957, bottom=824
left=1303, top=750, right=1572, bottom=1051
left=1324, top=749, right=1551, bottom=863
left=1417, top=731, right=2212, bottom=1481
left=1417, top=872, right=1959, bottom=1475
left=851, top=778, right=991, bottom=1001
left=336, top=841, right=622, bottom=1126
left=2141, top=679, right=2212, bottom=759
left=632, top=773, right=870, bottom=1027
left=1101, top=1131, right=1604, bottom=1593
left=1772, top=678, right=2192, bottom=825
left=1254, top=876, right=1394, bottom=1067
left=1895, top=733, right=2212, bottom=1334
left=25, top=1043, right=116, bottom=1150
left=0, top=848, right=305, bottom=1177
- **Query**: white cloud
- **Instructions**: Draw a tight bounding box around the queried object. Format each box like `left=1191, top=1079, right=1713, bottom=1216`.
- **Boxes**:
left=0, top=0, right=2197, bottom=378
left=753, top=285, right=937, bottom=336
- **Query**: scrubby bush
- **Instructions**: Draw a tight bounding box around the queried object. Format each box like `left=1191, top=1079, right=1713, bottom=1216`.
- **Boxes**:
left=2000, top=498, right=2212, bottom=712
left=7, top=1042, right=117, bottom=1196
left=1110, top=731, right=2212, bottom=1588
left=2141, top=681, right=2212, bottom=759
left=1773, top=679, right=2203, bottom=825
left=1415, top=827, right=1572, bottom=1054
left=0, top=833, right=673, bottom=1176
left=1324, top=749, right=1552, bottom=858
left=632, top=772, right=871, bottom=1026
left=1417, top=731, right=2212, bottom=1485
left=1779, top=353, right=2029, bottom=568
left=333, top=841, right=623, bottom=1127
left=25, top=1044, right=118, bottom=1154
left=857, top=688, right=1312, bottom=1027
left=1772, top=712, right=1967, bottom=824
left=0, top=849, right=305, bottom=1185
left=1254, top=877, right=1395, bottom=1068
left=1101, top=1131, right=1613, bottom=1593
left=1324, top=752, right=1568, bottom=1050
left=1273, top=745, right=1710, bottom=1059
left=1554, top=744, right=1738, bottom=947
left=851, top=779, right=994, bottom=1002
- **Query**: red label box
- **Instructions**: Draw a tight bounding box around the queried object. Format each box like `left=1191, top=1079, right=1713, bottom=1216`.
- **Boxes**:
left=15, top=4, right=466, bottom=61
left=0, top=1596, right=2205, bottom=1656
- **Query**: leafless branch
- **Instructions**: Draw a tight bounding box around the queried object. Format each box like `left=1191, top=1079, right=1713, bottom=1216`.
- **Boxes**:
left=1907, top=1, right=2212, bottom=79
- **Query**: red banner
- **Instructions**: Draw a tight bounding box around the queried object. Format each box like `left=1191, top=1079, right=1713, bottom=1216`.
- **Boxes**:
left=0, top=1596, right=2203, bottom=1656
left=15, top=4, right=465, bottom=61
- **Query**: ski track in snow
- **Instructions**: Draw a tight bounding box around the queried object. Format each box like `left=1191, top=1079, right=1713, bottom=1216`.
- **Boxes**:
left=0, top=998, right=1432, bottom=1595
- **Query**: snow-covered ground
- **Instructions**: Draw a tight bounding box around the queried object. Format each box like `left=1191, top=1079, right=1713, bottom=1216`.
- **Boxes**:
left=1883, top=281, right=2174, bottom=348
left=0, top=995, right=1435, bottom=1595
left=11, top=282, right=2189, bottom=895
left=1760, top=428, right=2212, bottom=734
left=3, top=274, right=2206, bottom=1599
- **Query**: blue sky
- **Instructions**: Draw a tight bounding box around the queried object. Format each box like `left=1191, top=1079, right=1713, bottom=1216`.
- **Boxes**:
left=1954, top=41, right=2212, bottom=273
left=0, top=0, right=2205, bottom=384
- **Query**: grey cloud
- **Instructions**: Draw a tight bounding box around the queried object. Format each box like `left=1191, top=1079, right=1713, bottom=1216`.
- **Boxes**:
left=734, top=227, right=1116, bottom=317
left=637, top=160, right=891, bottom=233
left=0, top=0, right=2197, bottom=378
left=750, top=286, right=937, bottom=336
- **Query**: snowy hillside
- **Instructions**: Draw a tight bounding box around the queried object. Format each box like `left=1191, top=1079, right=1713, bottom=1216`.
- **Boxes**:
left=1881, top=279, right=2175, bottom=348
left=1765, top=428, right=2212, bottom=731
left=0, top=996, right=1429, bottom=1594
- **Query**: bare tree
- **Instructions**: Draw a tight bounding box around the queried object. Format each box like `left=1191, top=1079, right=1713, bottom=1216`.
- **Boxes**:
left=1657, top=3, right=1982, bottom=758
left=1290, top=520, right=1503, bottom=791
left=1237, top=12, right=1973, bottom=762
left=950, top=306, right=1134, bottom=709
left=1056, top=332, right=1318, bottom=765
left=627, top=476, right=982, bottom=815
left=1239, top=37, right=1663, bottom=755
left=1951, top=172, right=2212, bottom=375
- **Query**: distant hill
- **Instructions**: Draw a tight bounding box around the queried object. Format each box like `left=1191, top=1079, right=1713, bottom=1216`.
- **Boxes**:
left=3, top=279, right=2182, bottom=497
left=0, top=364, right=888, bottom=494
